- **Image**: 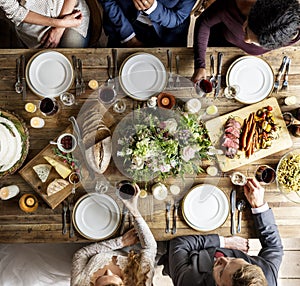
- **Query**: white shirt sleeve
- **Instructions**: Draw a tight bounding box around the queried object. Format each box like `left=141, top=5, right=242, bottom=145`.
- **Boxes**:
left=251, top=202, right=269, bottom=214
left=0, top=0, right=29, bottom=26
left=121, top=32, right=136, bottom=44
left=144, top=0, right=157, bottom=15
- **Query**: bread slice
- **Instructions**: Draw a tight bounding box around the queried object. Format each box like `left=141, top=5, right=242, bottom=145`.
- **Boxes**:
left=47, top=178, right=69, bottom=196
left=33, top=164, right=52, bottom=183
left=83, top=125, right=111, bottom=149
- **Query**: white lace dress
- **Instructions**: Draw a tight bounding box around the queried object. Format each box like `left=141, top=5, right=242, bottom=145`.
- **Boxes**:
left=71, top=216, right=157, bottom=286
left=0, top=0, right=90, bottom=48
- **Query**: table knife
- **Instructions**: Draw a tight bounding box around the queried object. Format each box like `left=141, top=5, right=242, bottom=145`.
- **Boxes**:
left=72, top=55, right=80, bottom=97
left=171, top=201, right=179, bottom=234
left=112, top=48, right=119, bottom=91
left=230, top=189, right=236, bottom=235
left=21, top=55, right=26, bottom=100
left=165, top=201, right=171, bottom=233
left=214, top=52, right=223, bottom=98
left=69, top=116, right=95, bottom=180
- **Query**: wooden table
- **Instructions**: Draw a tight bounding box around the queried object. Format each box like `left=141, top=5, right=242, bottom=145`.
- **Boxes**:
left=0, top=47, right=299, bottom=243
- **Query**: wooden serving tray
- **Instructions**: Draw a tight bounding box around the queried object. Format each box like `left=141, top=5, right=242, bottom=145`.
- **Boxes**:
left=19, top=126, right=74, bottom=209
left=205, top=97, right=292, bottom=172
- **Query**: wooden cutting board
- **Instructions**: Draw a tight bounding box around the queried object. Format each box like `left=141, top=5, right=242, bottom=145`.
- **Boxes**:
left=205, top=97, right=292, bottom=172
left=19, top=126, right=75, bottom=209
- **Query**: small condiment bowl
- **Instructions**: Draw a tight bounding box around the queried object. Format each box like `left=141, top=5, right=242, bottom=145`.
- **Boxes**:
left=50, top=133, right=77, bottom=153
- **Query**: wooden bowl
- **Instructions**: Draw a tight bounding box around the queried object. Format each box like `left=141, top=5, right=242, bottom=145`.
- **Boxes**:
left=157, top=92, right=176, bottom=109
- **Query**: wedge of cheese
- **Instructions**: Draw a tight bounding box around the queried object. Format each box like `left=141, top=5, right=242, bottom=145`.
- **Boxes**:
left=43, top=156, right=72, bottom=179
left=33, top=164, right=52, bottom=183
left=47, top=178, right=69, bottom=196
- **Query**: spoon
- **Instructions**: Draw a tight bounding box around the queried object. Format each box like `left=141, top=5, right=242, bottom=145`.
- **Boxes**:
left=236, top=199, right=246, bottom=233
left=15, top=58, right=23, bottom=93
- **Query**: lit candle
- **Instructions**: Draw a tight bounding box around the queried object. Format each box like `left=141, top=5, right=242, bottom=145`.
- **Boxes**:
left=30, top=117, right=45, bottom=128
left=25, top=102, right=37, bottom=113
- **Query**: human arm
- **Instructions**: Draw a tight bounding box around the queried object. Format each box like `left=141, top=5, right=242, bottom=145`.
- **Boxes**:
left=167, top=234, right=220, bottom=285
left=244, top=178, right=283, bottom=279
left=40, top=0, right=80, bottom=48
left=143, top=0, right=196, bottom=29
left=0, top=0, right=82, bottom=27
left=99, top=0, right=138, bottom=44
left=193, top=0, right=224, bottom=77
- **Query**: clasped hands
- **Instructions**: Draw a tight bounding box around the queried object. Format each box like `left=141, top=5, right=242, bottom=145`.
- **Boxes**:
left=40, top=10, right=83, bottom=48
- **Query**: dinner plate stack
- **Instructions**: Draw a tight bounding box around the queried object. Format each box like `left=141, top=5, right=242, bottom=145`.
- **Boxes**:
left=26, top=50, right=74, bottom=98
left=119, top=52, right=167, bottom=100
left=72, top=193, right=121, bottom=240
left=182, top=184, right=229, bottom=232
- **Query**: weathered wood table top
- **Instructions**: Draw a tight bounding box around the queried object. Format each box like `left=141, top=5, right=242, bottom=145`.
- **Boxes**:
left=0, top=47, right=299, bottom=243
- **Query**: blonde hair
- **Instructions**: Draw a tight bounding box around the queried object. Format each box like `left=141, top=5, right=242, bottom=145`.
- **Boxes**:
left=123, top=250, right=150, bottom=286
left=232, top=264, right=268, bottom=286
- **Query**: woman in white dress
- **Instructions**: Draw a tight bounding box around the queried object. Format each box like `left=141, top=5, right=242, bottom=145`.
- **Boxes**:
left=71, top=187, right=157, bottom=286
left=0, top=0, right=90, bottom=48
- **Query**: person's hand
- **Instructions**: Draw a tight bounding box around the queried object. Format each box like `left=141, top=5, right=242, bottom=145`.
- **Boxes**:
left=132, top=0, right=154, bottom=11
left=244, top=177, right=265, bottom=208
left=224, top=236, right=249, bottom=253
left=120, top=185, right=141, bottom=217
left=40, top=27, right=65, bottom=48
left=58, top=10, right=83, bottom=28
left=191, top=68, right=206, bottom=84
left=121, top=228, right=139, bottom=247
left=124, top=36, right=144, bottom=47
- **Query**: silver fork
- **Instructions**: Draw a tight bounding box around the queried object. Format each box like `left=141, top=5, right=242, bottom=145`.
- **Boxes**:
left=62, top=200, right=68, bottom=235
left=281, top=58, right=290, bottom=91
left=77, top=58, right=85, bottom=94
left=72, top=55, right=81, bottom=96
left=167, top=49, right=174, bottom=88
left=273, top=56, right=288, bottom=93
left=68, top=196, right=74, bottom=238
left=165, top=201, right=171, bottom=233
left=175, top=55, right=180, bottom=88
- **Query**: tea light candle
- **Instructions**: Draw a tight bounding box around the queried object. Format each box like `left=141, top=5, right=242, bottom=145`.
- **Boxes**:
left=30, top=117, right=45, bottom=128
left=169, top=184, right=180, bottom=195
left=25, top=102, right=37, bottom=113
left=152, top=183, right=168, bottom=200
left=88, top=79, right=99, bottom=90
left=161, top=97, right=170, bottom=106
left=185, top=98, right=201, bottom=114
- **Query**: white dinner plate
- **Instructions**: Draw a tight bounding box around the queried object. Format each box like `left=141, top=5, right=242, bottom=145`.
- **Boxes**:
left=119, top=52, right=167, bottom=100
left=182, top=184, right=229, bottom=232
left=26, top=50, right=73, bottom=98
left=73, top=193, right=120, bottom=240
left=226, top=56, right=274, bottom=104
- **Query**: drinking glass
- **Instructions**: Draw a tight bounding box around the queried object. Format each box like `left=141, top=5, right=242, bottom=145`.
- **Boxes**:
left=39, top=97, right=59, bottom=116
left=255, top=165, right=276, bottom=185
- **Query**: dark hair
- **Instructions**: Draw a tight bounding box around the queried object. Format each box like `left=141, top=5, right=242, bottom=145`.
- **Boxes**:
left=248, top=0, right=300, bottom=49
left=232, top=264, right=268, bottom=286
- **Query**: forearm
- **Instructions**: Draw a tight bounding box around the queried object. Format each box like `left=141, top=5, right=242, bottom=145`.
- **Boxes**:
left=147, top=0, right=195, bottom=28
left=59, top=0, right=77, bottom=17
left=23, top=10, right=63, bottom=27
left=100, top=0, right=135, bottom=41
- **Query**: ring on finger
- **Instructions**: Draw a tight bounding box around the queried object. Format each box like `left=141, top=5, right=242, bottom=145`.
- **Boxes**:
left=144, top=0, right=148, bottom=4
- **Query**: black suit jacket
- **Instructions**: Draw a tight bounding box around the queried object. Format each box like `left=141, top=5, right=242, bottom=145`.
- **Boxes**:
left=159, top=209, right=283, bottom=286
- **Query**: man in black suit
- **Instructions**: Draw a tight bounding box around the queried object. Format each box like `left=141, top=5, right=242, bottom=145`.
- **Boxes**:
left=159, top=178, right=283, bottom=286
